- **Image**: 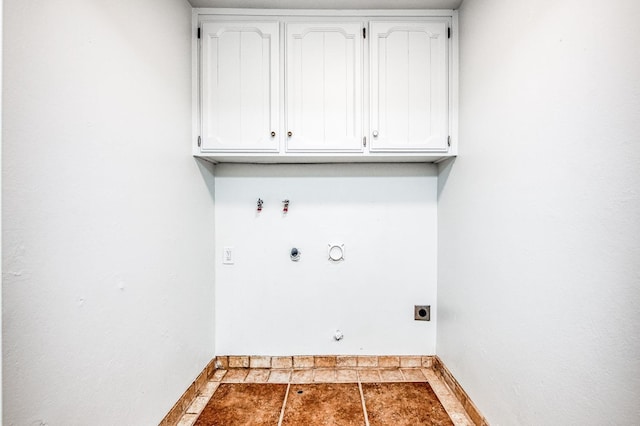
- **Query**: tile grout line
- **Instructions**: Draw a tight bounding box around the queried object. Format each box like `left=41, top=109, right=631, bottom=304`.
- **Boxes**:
left=277, top=382, right=291, bottom=426
left=358, top=381, right=371, bottom=426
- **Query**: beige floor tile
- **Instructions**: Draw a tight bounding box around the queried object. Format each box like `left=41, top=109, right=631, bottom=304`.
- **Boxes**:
left=186, top=396, right=210, bottom=414
left=400, top=356, right=422, bottom=368
left=361, top=381, right=453, bottom=425
left=195, top=371, right=208, bottom=391
left=336, top=356, right=357, bottom=367
left=358, top=369, right=381, bottom=382
left=401, top=368, right=427, bottom=382
left=378, top=356, right=400, bottom=368
left=199, top=381, right=220, bottom=397
left=422, top=356, right=434, bottom=368
left=161, top=409, right=181, bottom=426
left=336, top=369, right=358, bottom=382
left=250, top=356, right=271, bottom=369
left=215, top=356, right=229, bottom=369
left=293, top=356, right=314, bottom=368
left=268, top=369, right=292, bottom=383
left=315, top=356, right=337, bottom=368
left=172, top=362, right=471, bottom=426
left=180, top=386, right=197, bottom=412
left=211, top=369, right=227, bottom=382
left=221, top=369, right=248, bottom=383
left=245, top=369, right=270, bottom=383
left=282, top=382, right=365, bottom=425
left=171, top=360, right=472, bottom=425
left=421, top=368, right=442, bottom=385
left=176, top=413, right=199, bottom=426
left=205, top=359, right=217, bottom=380
left=228, top=356, right=250, bottom=368
left=422, top=369, right=474, bottom=426
left=314, top=369, right=337, bottom=382
left=449, top=412, right=475, bottom=426
left=291, top=369, right=314, bottom=383
left=379, top=368, right=404, bottom=382
left=357, top=356, right=378, bottom=367
left=272, top=356, right=293, bottom=369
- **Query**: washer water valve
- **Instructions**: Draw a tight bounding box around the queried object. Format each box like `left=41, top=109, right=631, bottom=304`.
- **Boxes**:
left=334, top=330, right=344, bottom=341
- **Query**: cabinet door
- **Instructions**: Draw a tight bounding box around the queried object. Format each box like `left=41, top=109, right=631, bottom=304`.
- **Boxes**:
left=370, top=21, right=449, bottom=152
left=286, top=23, right=363, bottom=152
left=200, top=21, right=279, bottom=152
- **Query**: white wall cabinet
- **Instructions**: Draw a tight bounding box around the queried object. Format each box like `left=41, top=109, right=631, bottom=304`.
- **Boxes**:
left=369, top=21, right=449, bottom=152
left=195, top=11, right=457, bottom=162
left=200, top=21, right=279, bottom=152
left=286, top=22, right=363, bottom=153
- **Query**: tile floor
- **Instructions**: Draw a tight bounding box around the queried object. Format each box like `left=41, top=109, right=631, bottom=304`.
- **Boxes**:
left=175, top=367, right=474, bottom=426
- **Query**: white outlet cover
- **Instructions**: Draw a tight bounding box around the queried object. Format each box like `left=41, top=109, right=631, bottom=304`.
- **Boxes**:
left=223, top=246, right=234, bottom=264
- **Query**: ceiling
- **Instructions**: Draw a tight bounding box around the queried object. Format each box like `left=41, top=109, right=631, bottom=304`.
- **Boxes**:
left=188, top=0, right=463, bottom=9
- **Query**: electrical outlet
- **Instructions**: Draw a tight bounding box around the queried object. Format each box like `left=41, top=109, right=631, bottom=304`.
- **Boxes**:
left=223, top=247, right=234, bottom=264
left=414, top=305, right=430, bottom=321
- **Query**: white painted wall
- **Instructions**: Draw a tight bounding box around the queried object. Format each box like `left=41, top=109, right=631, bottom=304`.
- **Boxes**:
left=2, top=1, right=215, bottom=425
left=215, top=163, right=438, bottom=355
left=437, top=0, right=640, bottom=425
left=0, top=0, right=3, bottom=421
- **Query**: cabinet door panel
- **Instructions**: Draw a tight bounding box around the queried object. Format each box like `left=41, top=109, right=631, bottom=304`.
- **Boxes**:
left=286, top=23, right=363, bottom=152
left=201, top=21, right=279, bottom=152
left=370, top=21, right=448, bottom=152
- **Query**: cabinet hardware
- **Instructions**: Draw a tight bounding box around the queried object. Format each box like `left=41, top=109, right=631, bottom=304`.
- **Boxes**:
left=372, top=130, right=379, bottom=138
left=197, top=136, right=201, bottom=147
left=363, top=136, right=367, bottom=147
left=447, top=135, right=451, bottom=147
left=198, top=28, right=201, bottom=39
left=447, top=27, right=451, bottom=39
left=363, top=27, right=366, bottom=39
left=271, top=131, right=276, bottom=137
left=287, top=131, right=292, bottom=137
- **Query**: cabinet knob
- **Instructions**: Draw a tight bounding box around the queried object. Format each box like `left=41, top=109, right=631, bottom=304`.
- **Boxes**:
left=287, top=131, right=293, bottom=137
left=372, top=130, right=379, bottom=137
left=271, top=131, right=276, bottom=137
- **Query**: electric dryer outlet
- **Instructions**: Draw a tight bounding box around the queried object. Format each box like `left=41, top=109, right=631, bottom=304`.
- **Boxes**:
left=414, top=305, right=430, bottom=321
